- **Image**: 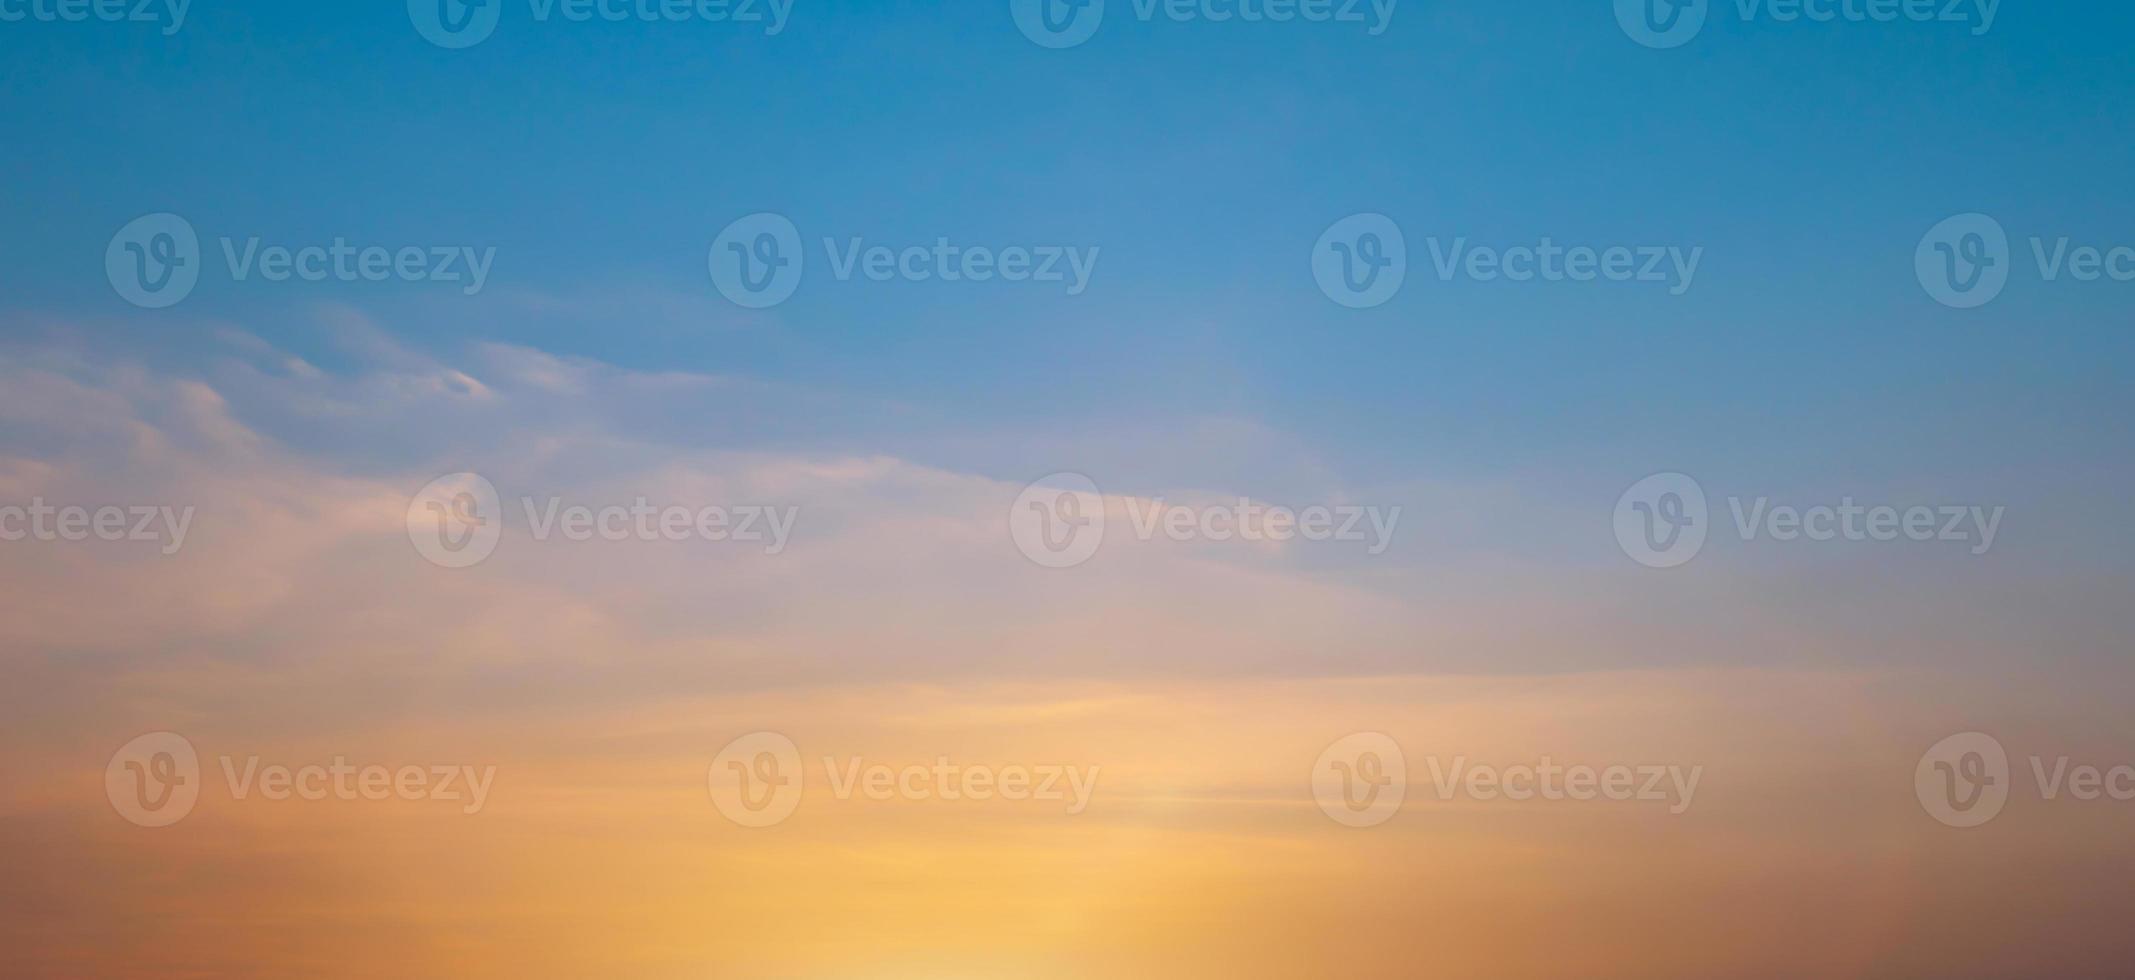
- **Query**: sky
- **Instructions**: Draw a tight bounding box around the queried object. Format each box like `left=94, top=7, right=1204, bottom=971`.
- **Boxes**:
left=3, top=1, right=2134, bottom=977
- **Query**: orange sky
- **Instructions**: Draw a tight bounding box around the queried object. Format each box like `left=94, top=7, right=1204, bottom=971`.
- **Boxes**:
left=5, top=330, right=2134, bottom=979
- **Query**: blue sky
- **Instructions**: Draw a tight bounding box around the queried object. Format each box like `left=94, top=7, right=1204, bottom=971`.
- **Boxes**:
left=13, top=9, right=2135, bottom=978
left=3, top=0, right=2131, bottom=501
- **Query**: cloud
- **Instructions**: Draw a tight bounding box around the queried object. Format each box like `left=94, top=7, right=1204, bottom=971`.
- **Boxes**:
left=4, top=311, right=2083, bottom=715
left=0, top=317, right=1456, bottom=727
left=4, top=314, right=2132, bottom=980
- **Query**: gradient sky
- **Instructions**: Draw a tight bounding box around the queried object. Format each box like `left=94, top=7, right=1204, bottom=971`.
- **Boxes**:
left=4, top=2, right=2135, bottom=978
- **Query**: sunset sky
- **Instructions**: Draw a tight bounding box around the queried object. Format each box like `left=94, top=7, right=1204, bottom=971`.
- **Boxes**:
left=4, top=2, right=2135, bottom=978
